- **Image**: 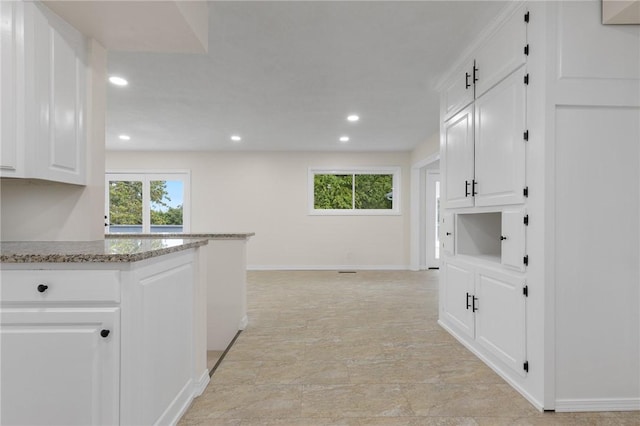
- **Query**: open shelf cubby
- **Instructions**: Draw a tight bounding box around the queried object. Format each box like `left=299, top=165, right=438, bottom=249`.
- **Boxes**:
left=456, top=212, right=502, bottom=263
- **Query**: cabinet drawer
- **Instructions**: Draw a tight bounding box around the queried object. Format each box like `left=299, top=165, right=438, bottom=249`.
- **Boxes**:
left=0, top=270, right=120, bottom=303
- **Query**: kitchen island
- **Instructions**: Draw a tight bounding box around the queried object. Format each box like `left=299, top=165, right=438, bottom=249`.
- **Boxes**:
left=108, top=233, right=255, bottom=351
left=0, top=237, right=210, bottom=426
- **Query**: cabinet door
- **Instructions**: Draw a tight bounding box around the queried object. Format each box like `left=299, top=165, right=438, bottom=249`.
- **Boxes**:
left=501, top=209, right=526, bottom=272
left=29, top=2, right=86, bottom=185
left=442, top=62, right=475, bottom=121
left=441, top=213, right=455, bottom=256
left=443, top=105, right=475, bottom=209
left=474, top=5, right=527, bottom=98
left=0, top=0, right=23, bottom=176
left=442, top=262, right=475, bottom=338
left=475, top=268, right=527, bottom=377
left=0, top=307, right=120, bottom=425
left=473, top=67, right=526, bottom=207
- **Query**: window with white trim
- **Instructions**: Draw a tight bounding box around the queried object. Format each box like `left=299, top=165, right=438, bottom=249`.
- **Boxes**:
left=308, top=167, right=401, bottom=215
left=105, top=171, right=190, bottom=233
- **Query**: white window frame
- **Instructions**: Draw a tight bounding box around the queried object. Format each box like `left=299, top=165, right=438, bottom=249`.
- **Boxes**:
left=308, top=167, right=401, bottom=216
left=105, top=170, right=191, bottom=233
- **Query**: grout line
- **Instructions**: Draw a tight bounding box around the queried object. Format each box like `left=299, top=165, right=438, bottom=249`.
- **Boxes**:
left=209, top=330, right=242, bottom=378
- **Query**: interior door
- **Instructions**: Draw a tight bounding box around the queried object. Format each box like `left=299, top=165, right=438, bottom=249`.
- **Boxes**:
left=443, top=105, right=475, bottom=209
left=473, top=66, right=526, bottom=207
left=425, top=171, right=441, bottom=268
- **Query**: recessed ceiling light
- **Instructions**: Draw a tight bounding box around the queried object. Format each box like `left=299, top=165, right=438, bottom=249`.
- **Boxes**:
left=347, top=115, right=360, bottom=122
left=118, top=134, right=131, bottom=141
left=231, top=135, right=242, bottom=142
left=109, top=76, right=128, bottom=86
left=339, top=136, right=350, bottom=142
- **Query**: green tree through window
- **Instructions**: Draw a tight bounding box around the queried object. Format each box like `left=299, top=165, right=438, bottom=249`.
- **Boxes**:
left=313, top=172, right=394, bottom=211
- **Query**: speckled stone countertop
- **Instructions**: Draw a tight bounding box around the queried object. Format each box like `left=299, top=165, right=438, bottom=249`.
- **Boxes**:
left=0, top=238, right=209, bottom=263
left=106, top=232, right=255, bottom=240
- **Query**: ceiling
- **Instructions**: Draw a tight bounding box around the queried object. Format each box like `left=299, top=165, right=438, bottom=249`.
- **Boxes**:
left=105, top=1, right=507, bottom=152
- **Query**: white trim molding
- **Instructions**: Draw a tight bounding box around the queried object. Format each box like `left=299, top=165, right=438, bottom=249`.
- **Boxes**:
left=555, top=398, right=640, bottom=412
left=410, top=153, right=440, bottom=270
left=248, top=264, right=411, bottom=271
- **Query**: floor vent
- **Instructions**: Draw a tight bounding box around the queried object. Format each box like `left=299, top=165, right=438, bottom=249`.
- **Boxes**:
left=338, top=271, right=357, bottom=274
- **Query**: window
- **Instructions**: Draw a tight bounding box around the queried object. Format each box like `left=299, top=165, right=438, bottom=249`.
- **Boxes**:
left=308, top=167, right=401, bottom=215
left=105, top=171, right=190, bottom=233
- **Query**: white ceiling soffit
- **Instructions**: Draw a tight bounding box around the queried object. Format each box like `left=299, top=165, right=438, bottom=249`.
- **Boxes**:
left=603, top=0, right=640, bottom=24
left=42, top=0, right=209, bottom=53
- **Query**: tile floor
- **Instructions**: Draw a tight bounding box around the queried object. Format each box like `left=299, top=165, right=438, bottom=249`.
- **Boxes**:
left=180, top=271, right=639, bottom=425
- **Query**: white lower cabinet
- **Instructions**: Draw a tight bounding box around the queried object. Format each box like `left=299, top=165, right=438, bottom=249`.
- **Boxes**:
left=442, top=259, right=528, bottom=377
left=1, top=308, right=120, bottom=426
left=0, top=250, right=208, bottom=426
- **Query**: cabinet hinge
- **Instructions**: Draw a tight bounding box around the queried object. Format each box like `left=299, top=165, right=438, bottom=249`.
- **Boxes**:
left=524, top=361, right=529, bottom=372
left=524, top=11, right=530, bottom=23
left=524, top=130, right=529, bottom=141
left=523, top=187, right=529, bottom=197
left=523, top=285, right=529, bottom=297
left=523, top=255, right=529, bottom=266
left=524, top=44, right=529, bottom=56
left=523, top=215, right=529, bottom=226
left=524, top=74, right=530, bottom=85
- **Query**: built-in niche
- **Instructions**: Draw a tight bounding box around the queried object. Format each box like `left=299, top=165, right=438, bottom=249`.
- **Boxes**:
left=456, top=212, right=502, bottom=262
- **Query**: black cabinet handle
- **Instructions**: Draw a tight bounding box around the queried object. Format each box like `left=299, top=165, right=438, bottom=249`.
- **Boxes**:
left=465, top=180, right=470, bottom=197
left=465, top=72, right=471, bottom=89
left=500, top=236, right=507, bottom=241
left=100, top=329, right=110, bottom=338
left=472, top=180, right=478, bottom=196
left=466, top=292, right=471, bottom=310
left=472, top=296, right=479, bottom=312
left=473, top=63, right=479, bottom=83
left=37, top=284, right=48, bottom=293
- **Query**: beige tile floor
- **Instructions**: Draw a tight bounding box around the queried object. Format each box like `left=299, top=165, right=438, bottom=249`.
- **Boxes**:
left=180, top=271, right=639, bottom=425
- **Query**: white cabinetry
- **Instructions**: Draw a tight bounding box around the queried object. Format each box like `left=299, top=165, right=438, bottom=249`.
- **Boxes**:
left=0, top=270, right=120, bottom=426
left=441, top=4, right=528, bottom=210
left=0, top=1, right=86, bottom=185
left=442, top=259, right=528, bottom=377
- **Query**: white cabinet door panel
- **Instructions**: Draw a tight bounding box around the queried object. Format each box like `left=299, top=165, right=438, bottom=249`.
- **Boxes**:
left=0, top=0, right=23, bottom=175
left=441, top=213, right=455, bottom=256
left=0, top=307, right=120, bottom=426
left=475, top=269, right=527, bottom=377
left=442, top=62, right=474, bottom=121
left=474, top=5, right=527, bottom=98
left=442, top=262, right=475, bottom=339
left=501, top=209, right=526, bottom=271
left=443, top=105, right=475, bottom=209
left=474, top=67, right=526, bottom=207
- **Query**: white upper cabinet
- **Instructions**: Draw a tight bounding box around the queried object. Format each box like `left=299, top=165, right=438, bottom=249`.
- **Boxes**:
left=474, top=5, right=528, bottom=98
left=0, top=0, right=24, bottom=175
left=443, top=105, right=475, bottom=209
left=442, top=62, right=475, bottom=121
left=0, top=1, right=87, bottom=185
left=474, top=66, right=527, bottom=207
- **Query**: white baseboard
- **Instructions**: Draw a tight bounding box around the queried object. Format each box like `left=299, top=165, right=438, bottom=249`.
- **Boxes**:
left=438, top=319, right=545, bottom=412
left=247, top=264, right=410, bottom=271
left=238, top=315, right=248, bottom=330
left=193, top=369, right=211, bottom=397
left=158, top=379, right=195, bottom=426
left=555, top=398, right=640, bottom=412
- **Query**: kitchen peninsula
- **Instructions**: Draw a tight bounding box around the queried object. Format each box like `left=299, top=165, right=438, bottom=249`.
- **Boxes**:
left=1, top=237, right=210, bottom=425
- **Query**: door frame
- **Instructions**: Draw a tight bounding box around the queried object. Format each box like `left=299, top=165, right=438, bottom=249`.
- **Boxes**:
left=410, top=153, right=440, bottom=270
left=425, top=169, right=441, bottom=269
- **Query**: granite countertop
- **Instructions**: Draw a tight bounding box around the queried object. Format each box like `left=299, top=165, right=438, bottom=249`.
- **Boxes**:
left=106, top=232, right=255, bottom=240
left=0, top=238, right=209, bottom=263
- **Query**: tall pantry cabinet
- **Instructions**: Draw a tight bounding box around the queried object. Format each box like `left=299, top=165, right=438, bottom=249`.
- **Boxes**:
left=438, top=1, right=640, bottom=412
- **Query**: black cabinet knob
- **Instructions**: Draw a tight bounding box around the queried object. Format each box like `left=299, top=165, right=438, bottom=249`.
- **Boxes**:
left=100, top=329, right=110, bottom=338
left=500, top=236, right=507, bottom=241
left=37, top=284, right=48, bottom=293
left=446, top=232, right=452, bottom=236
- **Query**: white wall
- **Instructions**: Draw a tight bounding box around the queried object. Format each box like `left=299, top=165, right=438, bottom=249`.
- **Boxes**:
left=548, top=1, right=640, bottom=410
left=106, top=151, right=412, bottom=269
left=0, top=39, right=106, bottom=242
left=411, top=132, right=439, bottom=165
